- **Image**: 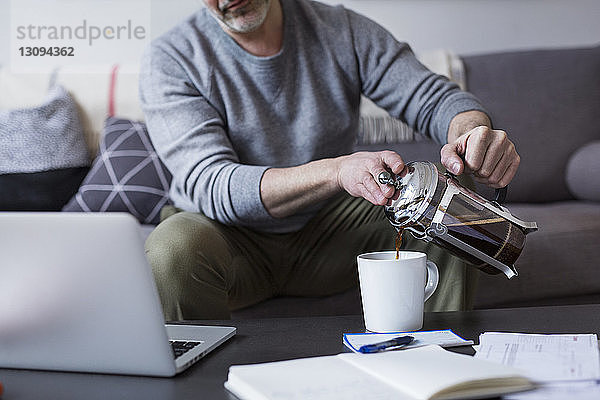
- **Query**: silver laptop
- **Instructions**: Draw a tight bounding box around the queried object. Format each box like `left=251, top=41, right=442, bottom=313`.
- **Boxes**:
left=0, top=212, right=235, bottom=377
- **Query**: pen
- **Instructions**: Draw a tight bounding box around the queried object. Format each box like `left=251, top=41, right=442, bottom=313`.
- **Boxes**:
left=358, top=335, right=414, bottom=354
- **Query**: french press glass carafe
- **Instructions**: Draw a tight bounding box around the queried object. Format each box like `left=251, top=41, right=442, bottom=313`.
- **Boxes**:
left=380, top=161, right=538, bottom=279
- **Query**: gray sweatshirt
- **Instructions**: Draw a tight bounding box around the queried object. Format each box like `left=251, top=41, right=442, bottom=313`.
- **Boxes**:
left=139, top=0, right=486, bottom=233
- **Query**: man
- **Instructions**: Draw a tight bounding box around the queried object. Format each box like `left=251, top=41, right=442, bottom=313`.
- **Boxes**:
left=139, top=0, right=520, bottom=320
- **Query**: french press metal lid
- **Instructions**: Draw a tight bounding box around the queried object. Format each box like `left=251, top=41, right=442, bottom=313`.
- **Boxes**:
left=380, top=161, right=538, bottom=279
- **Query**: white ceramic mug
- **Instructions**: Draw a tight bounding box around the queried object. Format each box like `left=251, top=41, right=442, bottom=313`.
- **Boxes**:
left=357, top=251, right=439, bottom=333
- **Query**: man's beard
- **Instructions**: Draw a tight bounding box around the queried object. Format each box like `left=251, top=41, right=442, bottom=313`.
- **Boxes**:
left=215, top=0, right=271, bottom=34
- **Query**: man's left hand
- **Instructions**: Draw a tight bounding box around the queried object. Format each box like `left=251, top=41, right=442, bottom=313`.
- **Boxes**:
left=440, top=125, right=520, bottom=188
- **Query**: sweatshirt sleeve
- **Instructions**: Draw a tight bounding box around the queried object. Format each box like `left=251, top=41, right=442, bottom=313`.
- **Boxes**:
left=139, top=44, right=274, bottom=227
left=345, top=9, right=488, bottom=145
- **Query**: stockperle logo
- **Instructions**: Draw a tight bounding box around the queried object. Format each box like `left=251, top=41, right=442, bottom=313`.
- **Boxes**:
left=10, top=0, right=151, bottom=72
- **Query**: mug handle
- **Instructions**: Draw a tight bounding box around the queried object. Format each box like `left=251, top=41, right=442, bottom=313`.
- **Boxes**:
left=424, top=261, right=439, bottom=302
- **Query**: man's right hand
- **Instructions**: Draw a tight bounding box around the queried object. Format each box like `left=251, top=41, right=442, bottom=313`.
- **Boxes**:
left=336, top=151, right=405, bottom=206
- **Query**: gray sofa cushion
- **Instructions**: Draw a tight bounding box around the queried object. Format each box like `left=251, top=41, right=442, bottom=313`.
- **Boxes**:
left=463, top=45, right=600, bottom=203
left=566, top=140, right=600, bottom=201
left=473, top=201, right=600, bottom=309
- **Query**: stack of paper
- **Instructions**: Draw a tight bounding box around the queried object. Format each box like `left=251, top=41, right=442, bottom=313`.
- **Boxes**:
left=474, top=332, right=600, bottom=399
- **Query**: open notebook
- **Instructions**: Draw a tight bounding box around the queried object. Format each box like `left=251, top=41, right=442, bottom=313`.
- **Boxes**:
left=225, top=345, right=536, bottom=400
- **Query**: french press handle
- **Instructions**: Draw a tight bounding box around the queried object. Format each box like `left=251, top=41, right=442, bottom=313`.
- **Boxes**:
left=449, top=155, right=508, bottom=205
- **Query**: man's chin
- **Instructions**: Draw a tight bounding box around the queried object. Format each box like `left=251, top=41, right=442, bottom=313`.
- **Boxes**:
left=219, top=0, right=270, bottom=34
left=223, top=17, right=264, bottom=33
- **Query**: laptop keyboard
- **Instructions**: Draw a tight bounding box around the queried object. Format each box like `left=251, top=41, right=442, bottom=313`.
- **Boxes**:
left=170, top=341, right=202, bottom=359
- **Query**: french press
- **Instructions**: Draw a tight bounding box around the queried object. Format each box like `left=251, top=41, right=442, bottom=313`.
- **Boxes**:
left=379, top=161, right=538, bottom=279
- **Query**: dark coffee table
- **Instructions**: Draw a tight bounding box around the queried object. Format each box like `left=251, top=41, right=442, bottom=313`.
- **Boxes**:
left=2, top=304, right=600, bottom=399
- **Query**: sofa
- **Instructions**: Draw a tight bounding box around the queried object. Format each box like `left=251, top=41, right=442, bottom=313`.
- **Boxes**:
left=2, top=45, right=599, bottom=318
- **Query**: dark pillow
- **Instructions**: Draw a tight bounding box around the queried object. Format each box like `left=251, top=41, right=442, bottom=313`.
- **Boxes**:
left=0, top=85, right=90, bottom=211
left=0, top=168, right=89, bottom=211
left=63, top=117, right=172, bottom=225
left=463, top=45, right=600, bottom=203
left=566, top=140, right=600, bottom=201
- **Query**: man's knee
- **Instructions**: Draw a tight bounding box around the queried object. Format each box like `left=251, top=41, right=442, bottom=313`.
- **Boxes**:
left=145, top=213, right=232, bottom=292
left=145, top=212, right=235, bottom=319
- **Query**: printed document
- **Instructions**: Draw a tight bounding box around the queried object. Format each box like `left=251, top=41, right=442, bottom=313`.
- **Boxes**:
left=474, top=332, right=600, bottom=400
left=474, top=332, right=600, bottom=382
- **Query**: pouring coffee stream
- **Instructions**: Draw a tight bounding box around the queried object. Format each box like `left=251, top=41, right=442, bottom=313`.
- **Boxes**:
left=380, top=170, right=422, bottom=259
left=378, top=162, right=538, bottom=278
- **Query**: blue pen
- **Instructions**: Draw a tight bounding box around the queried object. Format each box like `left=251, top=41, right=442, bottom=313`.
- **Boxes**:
left=358, top=335, right=414, bottom=354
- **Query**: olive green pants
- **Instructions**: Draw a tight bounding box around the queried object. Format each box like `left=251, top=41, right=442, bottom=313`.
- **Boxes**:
left=145, top=193, right=479, bottom=321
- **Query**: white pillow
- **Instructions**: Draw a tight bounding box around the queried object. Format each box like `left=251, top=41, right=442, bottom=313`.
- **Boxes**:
left=359, top=49, right=466, bottom=144
left=0, top=66, right=144, bottom=157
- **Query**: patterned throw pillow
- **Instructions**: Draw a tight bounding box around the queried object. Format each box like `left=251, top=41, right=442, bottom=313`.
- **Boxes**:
left=63, top=117, right=172, bottom=225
